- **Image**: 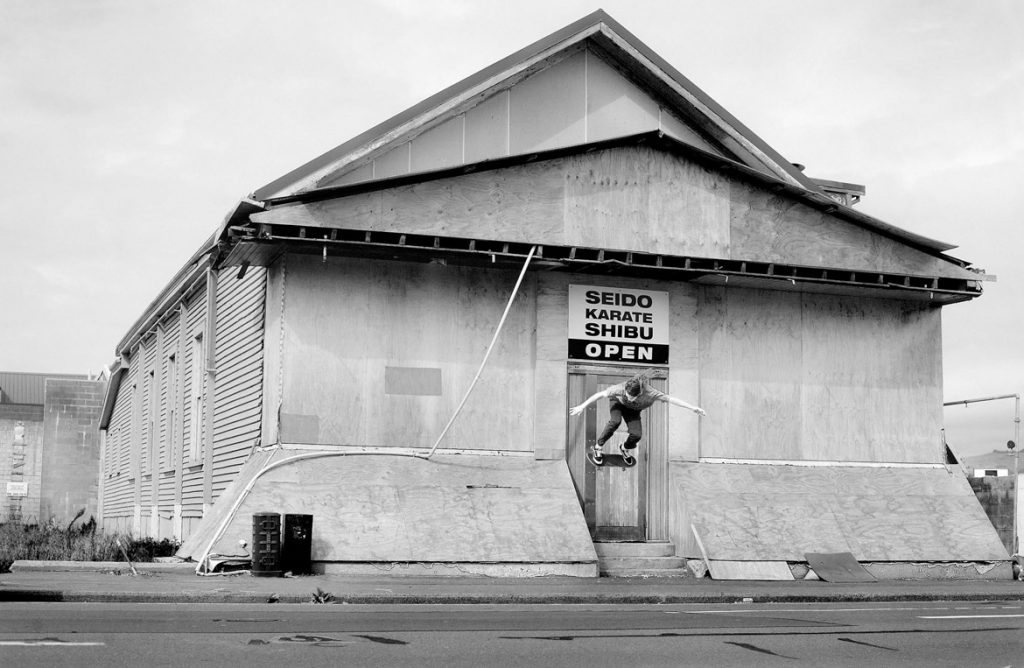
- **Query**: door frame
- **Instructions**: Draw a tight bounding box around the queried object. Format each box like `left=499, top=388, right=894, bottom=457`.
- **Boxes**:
left=567, top=363, right=668, bottom=541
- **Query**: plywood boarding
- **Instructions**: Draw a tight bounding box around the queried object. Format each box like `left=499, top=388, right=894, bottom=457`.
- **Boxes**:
left=670, top=462, right=1009, bottom=562
left=728, top=176, right=974, bottom=280
left=698, top=287, right=804, bottom=461
left=585, top=52, right=660, bottom=143
left=699, top=287, right=943, bottom=463
left=665, top=280, right=701, bottom=463
left=200, top=454, right=596, bottom=564
left=257, top=143, right=972, bottom=281
left=706, top=560, right=794, bottom=581
left=534, top=274, right=571, bottom=460
left=801, top=295, right=942, bottom=461
left=176, top=448, right=282, bottom=559
left=278, top=256, right=535, bottom=450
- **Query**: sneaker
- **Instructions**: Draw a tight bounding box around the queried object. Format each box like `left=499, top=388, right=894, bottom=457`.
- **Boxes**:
left=590, top=443, right=604, bottom=464
left=619, top=443, right=638, bottom=465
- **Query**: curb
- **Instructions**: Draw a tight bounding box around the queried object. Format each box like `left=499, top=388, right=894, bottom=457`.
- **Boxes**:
left=3, top=589, right=1024, bottom=605
left=9, top=560, right=195, bottom=575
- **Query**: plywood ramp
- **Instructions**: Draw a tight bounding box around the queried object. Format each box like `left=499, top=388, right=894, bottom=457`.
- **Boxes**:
left=182, top=452, right=597, bottom=576
left=671, top=462, right=1009, bottom=563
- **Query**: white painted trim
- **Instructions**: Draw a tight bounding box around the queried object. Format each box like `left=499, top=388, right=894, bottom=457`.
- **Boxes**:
left=698, top=457, right=947, bottom=469
left=270, top=444, right=534, bottom=457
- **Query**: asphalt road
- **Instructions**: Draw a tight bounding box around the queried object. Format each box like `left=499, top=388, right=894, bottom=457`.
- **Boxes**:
left=1, top=600, right=1022, bottom=667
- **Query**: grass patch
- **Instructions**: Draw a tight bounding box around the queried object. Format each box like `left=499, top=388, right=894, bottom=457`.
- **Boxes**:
left=0, top=514, right=180, bottom=573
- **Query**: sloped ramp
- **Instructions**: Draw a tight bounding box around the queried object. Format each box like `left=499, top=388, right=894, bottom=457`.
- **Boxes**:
left=179, top=451, right=597, bottom=577
left=671, top=462, right=1009, bottom=575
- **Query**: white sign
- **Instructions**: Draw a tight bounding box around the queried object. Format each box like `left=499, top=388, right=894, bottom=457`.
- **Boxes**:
left=6, top=481, right=28, bottom=497
left=568, top=285, right=669, bottom=364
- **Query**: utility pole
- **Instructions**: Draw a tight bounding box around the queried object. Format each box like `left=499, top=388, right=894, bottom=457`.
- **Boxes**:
left=945, top=393, right=1020, bottom=557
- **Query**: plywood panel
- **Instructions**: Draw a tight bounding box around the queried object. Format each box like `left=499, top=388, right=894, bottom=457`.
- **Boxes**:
left=666, top=281, right=700, bottom=463
left=660, top=110, right=724, bottom=155
left=410, top=115, right=464, bottom=173
left=280, top=256, right=535, bottom=451
left=799, top=296, right=942, bottom=463
left=698, top=287, right=803, bottom=460
left=382, top=162, right=566, bottom=242
left=534, top=274, right=570, bottom=460
left=586, top=50, right=659, bottom=142
left=202, top=454, right=595, bottom=564
left=670, top=462, right=1009, bottom=562
left=728, top=177, right=972, bottom=279
left=651, top=149, right=731, bottom=258
left=374, top=143, right=410, bottom=179
left=176, top=448, right=281, bottom=559
left=698, top=287, right=942, bottom=464
left=564, top=150, right=650, bottom=251
left=465, top=90, right=509, bottom=163
left=706, top=560, right=794, bottom=581
left=509, top=49, right=586, bottom=154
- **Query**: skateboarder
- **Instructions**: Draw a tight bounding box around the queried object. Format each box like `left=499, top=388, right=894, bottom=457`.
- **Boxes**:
left=569, top=371, right=705, bottom=465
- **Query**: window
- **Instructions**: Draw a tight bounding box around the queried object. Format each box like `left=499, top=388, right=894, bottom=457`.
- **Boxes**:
left=189, top=334, right=205, bottom=463
left=166, top=354, right=177, bottom=470
left=147, top=368, right=156, bottom=474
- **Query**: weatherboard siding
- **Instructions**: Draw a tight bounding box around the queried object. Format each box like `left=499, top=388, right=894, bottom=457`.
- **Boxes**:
left=211, top=267, right=266, bottom=497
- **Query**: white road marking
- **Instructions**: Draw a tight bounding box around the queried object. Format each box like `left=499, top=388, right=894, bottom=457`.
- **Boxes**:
left=681, top=607, right=951, bottom=614
left=919, top=614, right=1024, bottom=619
left=0, top=640, right=105, bottom=646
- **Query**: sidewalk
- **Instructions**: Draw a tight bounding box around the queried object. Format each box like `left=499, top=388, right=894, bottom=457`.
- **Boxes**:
left=3, top=561, right=1023, bottom=604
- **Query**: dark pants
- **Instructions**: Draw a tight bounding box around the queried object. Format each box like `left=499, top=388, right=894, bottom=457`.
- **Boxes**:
left=597, top=402, right=642, bottom=450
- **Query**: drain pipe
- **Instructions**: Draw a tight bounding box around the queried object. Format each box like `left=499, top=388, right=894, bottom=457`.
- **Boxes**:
left=425, top=245, right=537, bottom=459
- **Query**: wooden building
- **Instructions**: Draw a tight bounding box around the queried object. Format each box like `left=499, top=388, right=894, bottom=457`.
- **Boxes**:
left=100, top=12, right=1009, bottom=578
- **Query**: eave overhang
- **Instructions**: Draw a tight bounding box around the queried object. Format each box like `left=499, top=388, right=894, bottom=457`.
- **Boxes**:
left=213, top=131, right=985, bottom=306
left=213, top=227, right=983, bottom=306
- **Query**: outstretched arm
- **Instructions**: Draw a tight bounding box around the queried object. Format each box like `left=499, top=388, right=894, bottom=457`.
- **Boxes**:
left=569, top=389, right=610, bottom=416
left=660, top=394, right=706, bottom=416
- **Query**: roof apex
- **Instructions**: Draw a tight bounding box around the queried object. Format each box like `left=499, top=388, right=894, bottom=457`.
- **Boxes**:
left=251, top=10, right=815, bottom=201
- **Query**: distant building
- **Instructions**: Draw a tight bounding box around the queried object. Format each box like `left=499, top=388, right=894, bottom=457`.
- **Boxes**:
left=0, top=371, right=106, bottom=525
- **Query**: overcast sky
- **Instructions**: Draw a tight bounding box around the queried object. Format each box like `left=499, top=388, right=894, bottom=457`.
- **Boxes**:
left=1, top=1, right=1021, bottom=458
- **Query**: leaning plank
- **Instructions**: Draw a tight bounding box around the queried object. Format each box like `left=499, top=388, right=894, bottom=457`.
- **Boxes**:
left=706, top=560, right=794, bottom=581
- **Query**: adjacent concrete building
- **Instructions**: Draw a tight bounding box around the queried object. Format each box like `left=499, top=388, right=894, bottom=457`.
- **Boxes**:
left=1, top=371, right=105, bottom=525
left=100, top=12, right=1007, bottom=578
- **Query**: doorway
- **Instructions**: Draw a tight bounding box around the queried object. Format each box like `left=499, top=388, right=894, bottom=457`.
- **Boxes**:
left=566, top=365, right=668, bottom=541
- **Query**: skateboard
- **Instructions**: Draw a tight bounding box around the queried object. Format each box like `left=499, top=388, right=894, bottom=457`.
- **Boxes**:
left=587, top=445, right=636, bottom=468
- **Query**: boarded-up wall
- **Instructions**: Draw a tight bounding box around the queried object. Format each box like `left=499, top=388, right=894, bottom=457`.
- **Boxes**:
left=257, top=146, right=975, bottom=281
left=671, top=462, right=1008, bottom=562
left=275, top=255, right=536, bottom=450
left=699, top=287, right=943, bottom=463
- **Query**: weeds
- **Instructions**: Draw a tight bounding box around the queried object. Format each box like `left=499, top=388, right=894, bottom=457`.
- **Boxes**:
left=0, top=515, right=180, bottom=573
left=310, top=588, right=335, bottom=604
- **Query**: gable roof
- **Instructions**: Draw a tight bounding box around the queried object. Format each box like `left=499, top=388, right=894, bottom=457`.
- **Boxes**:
left=252, top=9, right=819, bottom=202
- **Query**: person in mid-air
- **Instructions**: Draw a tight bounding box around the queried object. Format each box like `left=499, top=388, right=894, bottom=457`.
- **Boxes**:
left=569, top=370, right=705, bottom=464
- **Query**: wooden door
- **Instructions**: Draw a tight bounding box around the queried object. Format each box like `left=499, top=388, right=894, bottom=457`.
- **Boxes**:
left=567, top=367, right=667, bottom=541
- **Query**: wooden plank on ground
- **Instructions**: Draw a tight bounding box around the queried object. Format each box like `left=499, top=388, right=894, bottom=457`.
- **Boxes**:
left=707, top=560, right=794, bottom=581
